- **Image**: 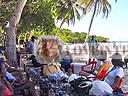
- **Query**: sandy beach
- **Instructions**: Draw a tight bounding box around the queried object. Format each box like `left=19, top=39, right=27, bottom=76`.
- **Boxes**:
left=122, top=68, right=128, bottom=93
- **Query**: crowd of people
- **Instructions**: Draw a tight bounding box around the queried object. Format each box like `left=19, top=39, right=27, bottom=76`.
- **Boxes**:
left=0, top=35, right=127, bottom=96
left=0, top=50, right=37, bottom=96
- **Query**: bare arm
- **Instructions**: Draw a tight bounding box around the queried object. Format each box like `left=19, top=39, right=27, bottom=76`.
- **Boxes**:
left=112, top=76, right=122, bottom=89
left=96, top=64, right=104, bottom=76
left=96, top=61, right=109, bottom=76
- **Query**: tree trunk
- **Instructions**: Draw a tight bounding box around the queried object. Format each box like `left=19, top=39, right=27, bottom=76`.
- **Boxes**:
left=5, top=0, right=27, bottom=66
left=84, top=1, right=97, bottom=43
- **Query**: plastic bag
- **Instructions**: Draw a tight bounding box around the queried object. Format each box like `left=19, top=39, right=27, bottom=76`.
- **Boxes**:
left=89, top=80, right=113, bottom=96
left=68, top=74, right=79, bottom=82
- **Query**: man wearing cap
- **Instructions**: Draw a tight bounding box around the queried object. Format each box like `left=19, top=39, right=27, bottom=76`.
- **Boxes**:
left=104, top=53, right=124, bottom=89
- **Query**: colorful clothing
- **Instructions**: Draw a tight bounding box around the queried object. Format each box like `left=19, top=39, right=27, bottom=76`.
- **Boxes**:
left=96, top=60, right=110, bottom=79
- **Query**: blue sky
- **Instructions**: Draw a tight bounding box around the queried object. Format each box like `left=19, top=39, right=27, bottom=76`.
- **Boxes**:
left=56, top=0, right=128, bottom=41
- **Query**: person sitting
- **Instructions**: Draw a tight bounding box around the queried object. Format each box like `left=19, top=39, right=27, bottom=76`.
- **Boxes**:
left=95, top=47, right=108, bottom=70
left=104, top=53, right=124, bottom=90
left=67, top=68, right=73, bottom=76
left=60, top=51, right=73, bottom=72
left=29, top=55, right=41, bottom=67
left=60, top=67, right=66, bottom=74
left=0, top=52, right=24, bottom=81
left=26, top=36, right=37, bottom=54
left=0, top=56, right=37, bottom=96
left=94, top=59, right=110, bottom=80
left=0, top=58, right=14, bottom=95
left=80, top=52, right=111, bottom=80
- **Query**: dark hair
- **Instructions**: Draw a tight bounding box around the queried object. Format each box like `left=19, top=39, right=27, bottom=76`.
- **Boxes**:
left=92, top=35, right=95, bottom=38
left=112, top=59, right=124, bottom=67
left=111, top=53, right=123, bottom=67
left=31, top=36, right=36, bottom=40
left=31, top=36, right=36, bottom=42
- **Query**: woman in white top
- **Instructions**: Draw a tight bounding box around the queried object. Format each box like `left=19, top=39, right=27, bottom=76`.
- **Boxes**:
left=104, top=53, right=124, bottom=89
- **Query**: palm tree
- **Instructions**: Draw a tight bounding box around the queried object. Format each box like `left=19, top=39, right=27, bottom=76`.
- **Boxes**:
left=81, top=0, right=117, bottom=42
left=53, top=0, right=117, bottom=42
left=52, top=0, right=81, bottom=31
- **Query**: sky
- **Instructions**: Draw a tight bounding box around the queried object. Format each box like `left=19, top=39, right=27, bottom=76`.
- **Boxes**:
left=56, top=0, right=128, bottom=41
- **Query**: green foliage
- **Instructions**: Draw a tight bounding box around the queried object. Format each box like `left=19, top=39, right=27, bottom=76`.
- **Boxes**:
left=18, top=0, right=55, bottom=34
left=4, top=23, right=108, bottom=43
left=52, top=0, right=117, bottom=42
left=0, top=1, right=15, bottom=27
left=52, top=0, right=82, bottom=28
left=96, top=36, right=109, bottom=42
left=80, top=0, right=112, bottom=17
left=0, top=0, right=55, bottom=35
left=0, top=27, right=5, bottom=45
left=0, top=0, right=109, bottom=43
left=51, top=27, right=108, bottom=43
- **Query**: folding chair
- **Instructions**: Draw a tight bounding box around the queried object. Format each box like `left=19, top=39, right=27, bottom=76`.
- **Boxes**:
left=86, top=70, right=108, bottom=80
left=81, top=59, right=96, bottom=72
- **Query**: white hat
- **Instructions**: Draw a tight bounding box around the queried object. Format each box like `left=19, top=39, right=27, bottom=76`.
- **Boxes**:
left=111, top=53, right=122, bottom=60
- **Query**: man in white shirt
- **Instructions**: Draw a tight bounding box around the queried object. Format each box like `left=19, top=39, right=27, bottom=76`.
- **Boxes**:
left=104, top=66, right=124, bottom=87
left=104, top=53, right=124, bottom=89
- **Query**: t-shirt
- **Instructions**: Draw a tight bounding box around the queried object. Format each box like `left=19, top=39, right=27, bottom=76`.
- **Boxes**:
left=104, top=66, right=124, bottom=86
left=88, top=40, right=98, bottom=44
left=26, top=41, right=34, bottom=54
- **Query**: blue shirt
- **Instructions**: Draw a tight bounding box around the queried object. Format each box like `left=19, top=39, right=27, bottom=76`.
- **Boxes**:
left=27, top=41, right=34, bottom=54
left=88, top=40, right=98, bottom=44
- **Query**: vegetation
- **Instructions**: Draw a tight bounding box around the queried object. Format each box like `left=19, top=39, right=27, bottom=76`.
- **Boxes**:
left=0, top=0, right=116, bottom=65
left=16, top=27, right=109, bottom=43
left=52, top=0, right=117, bottom=41
left=18, top=0, right=55, bottom=34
